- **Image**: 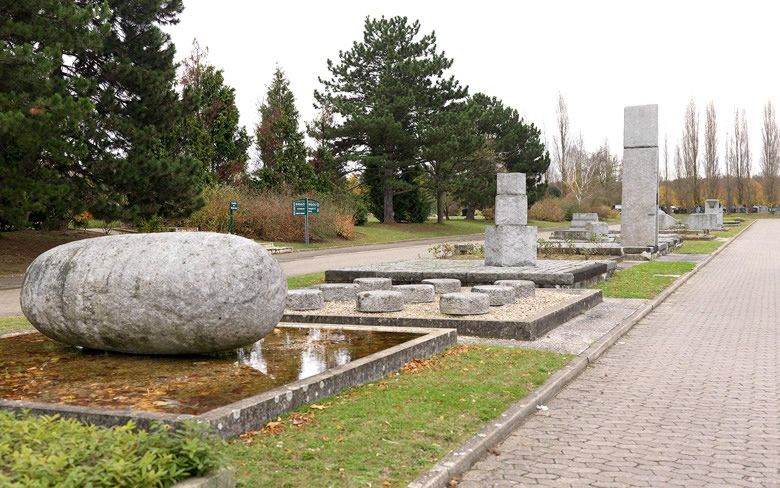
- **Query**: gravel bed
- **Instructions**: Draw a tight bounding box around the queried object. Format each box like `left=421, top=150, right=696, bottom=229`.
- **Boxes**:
left=289, top=289, right=573, bottom=321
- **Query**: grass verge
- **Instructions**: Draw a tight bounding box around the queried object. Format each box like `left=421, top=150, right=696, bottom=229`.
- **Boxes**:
left=287, top=272, right=326, bottom=289
left=225, top=345, right=569, bottom=487
left=676, top=240, right=724, bottom=254
left=595, top=261, right=696, bottom=299
left=0, top=316, right=33, bottom=335
left=278, top=218, right=565, bottom=251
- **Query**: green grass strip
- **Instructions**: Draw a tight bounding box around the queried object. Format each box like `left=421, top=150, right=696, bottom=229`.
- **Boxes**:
left=225, top=345, right=569, bottom=487
left=0, top=316, right=33, bottom=335
left=595, top=260, right=696, bottom=299
left=676, top=240, right=724, bottom=254
left=286, top=272, right=326, bottom=289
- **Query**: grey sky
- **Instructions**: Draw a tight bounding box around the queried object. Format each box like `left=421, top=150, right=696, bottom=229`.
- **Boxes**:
left=167, top=0, right=779, bottom=174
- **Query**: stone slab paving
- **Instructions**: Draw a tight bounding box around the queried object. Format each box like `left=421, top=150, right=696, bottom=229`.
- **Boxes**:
left=459, top=220, right=780, bottom=487
left=460, top=297, right=647, bottom=355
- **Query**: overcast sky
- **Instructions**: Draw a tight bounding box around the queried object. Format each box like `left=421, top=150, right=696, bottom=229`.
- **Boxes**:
left=167, top=0, right=779, bottom=173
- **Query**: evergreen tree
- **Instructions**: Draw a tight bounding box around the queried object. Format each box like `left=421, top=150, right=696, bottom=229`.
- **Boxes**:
left=178, top=40, right=250, bottom=185
left=0, top=0, right=204, bottom=228
left=254, top=66, right=316, bottom=192
left=316, top=16, right=467, bottom=223
left=0, top=0, right=108, bottom=228
left=306, top=102, right=342, bottom=188
left=421, top=102, right=483, bottom=223
left=454, top=94, right=550, bottom=217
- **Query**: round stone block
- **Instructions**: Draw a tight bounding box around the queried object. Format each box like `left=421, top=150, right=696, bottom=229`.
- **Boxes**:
left=439, top=292, right=490, bottom=315
left=354, top=277, right=393, bottom=292
left=494, top=279, right=536, bottom=299
left=421, top=278, right=461, bottom=294
left=286, top=289, right=323, bottom=311
left=471, top=285, right=515, bottom=306
left=356, top=290, right=404, bottom=313
left=393, top=284, right=435, bottom=303
left=20, top=232, right=286, bottom=355
left=318, top=283, right=358, bottom=302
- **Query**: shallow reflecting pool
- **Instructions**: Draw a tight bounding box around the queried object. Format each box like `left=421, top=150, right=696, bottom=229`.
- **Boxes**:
left=0, top=327, right=421, bottom=415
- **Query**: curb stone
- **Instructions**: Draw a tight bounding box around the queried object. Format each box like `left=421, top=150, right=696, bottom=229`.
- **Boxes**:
left=408, top=220, right=755, bottom=488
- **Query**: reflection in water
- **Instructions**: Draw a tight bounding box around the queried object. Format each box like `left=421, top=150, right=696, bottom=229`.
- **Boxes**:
left=0, top=327, right=421, bottom=415
left=239, top=328, right=359, bottom=381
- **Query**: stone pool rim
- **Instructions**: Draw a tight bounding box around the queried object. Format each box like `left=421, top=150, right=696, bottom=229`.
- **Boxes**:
left=0, top=324, right=455, bottom=439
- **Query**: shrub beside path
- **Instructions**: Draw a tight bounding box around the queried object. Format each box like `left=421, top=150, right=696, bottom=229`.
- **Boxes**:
left=459, top=219, right=780, bottom=487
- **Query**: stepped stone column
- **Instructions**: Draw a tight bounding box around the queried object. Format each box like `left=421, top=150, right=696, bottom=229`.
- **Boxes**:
left=622, top=104, right=659, bottom=248
left=484, top=173, right=537, bottom=267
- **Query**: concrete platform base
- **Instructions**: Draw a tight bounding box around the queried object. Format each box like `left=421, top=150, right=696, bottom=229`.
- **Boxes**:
left=283, top=289, right=603, bottom=340
left=325, top=259, right=615, bottom=288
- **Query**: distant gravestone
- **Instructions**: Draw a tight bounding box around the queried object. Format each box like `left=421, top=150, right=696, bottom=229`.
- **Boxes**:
left=621, top=105, right=659, bottom=248
left=704, top=199, right=723, bottom=228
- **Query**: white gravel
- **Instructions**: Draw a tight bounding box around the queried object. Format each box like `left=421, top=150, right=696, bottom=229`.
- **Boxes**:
left=288, top=289, right=575, bottom=321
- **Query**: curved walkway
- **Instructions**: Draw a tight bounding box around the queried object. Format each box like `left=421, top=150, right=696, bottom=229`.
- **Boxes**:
left=460, top=220, right=780, bottom=487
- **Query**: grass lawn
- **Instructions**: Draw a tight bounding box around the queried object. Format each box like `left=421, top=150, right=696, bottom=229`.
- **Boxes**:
left=0, top=230, right=94, bottom=275
left=287, top=272, right=326, bottom=289
left=0, top=316, right=34, bottom=335
left=225, top=345, right=569, bottom=487
left=278, top=218, right=565, bottom=251
left=594, top=261, right=696, bottom=299
left=676, top=240, right=724, bottom=254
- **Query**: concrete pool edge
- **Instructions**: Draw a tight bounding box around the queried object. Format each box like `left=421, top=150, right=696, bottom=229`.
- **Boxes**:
left=0, top=324, right=456, bottom=439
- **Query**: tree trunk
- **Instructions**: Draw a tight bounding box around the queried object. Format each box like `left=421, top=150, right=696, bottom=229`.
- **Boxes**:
left=436, top=191, right=444, bottom=224
left=382, top=168, right=394, bottom=223
left=465, top=206, right=475, bottom=220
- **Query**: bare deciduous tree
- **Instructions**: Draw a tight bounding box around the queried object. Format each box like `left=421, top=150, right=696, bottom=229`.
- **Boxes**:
left=553, top=93, right=571, bottom=190
left=760, top=101, right=779, bottom=206
left=724, top=134, right=733, bottom=210
left=703, top=101, right=719, bottom=199
left=674, top=144, right=687, bottom=207
left=681, top=99, right=701, bottom=208
left=663, top=135, right=671, bottom=209
left=730, top=109, right=752, bottom=209
left=564, top=134, right=599, bottom=206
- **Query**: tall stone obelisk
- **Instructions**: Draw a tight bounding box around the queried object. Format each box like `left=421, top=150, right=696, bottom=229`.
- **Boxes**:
left=622, top=105, right=659, bottom=249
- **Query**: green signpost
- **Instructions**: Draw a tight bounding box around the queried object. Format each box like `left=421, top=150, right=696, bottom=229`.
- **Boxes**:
left=292, top=198, right=320, bottom=244
left=228, top=200, right=238, bottom=234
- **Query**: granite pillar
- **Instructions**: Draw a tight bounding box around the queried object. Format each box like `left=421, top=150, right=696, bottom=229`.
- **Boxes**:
left=622, top=105, right=659, bottom=248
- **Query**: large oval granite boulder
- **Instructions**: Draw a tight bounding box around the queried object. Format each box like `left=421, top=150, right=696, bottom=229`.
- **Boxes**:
left=20, top=232, right=287, bottom=355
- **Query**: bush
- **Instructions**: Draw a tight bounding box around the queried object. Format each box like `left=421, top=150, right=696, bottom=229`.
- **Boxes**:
left=481, top=207, right=495, bottom=220
left=187, top=185, right=355, bottom=242
left=0, top=411, right=223, bottom=488
left=560, top=197, right=581, bottom=221
left=352, top=197, right=369, bottom=226
left=135, top=215, right=167, bottom=233
left=528, top=198, right=566, bottom=222
left=587, top=204, right=618, bottom=220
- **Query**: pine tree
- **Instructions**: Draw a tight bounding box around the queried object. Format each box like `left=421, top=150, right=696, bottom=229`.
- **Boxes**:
left=0, top=0, right=109, bottom=228
left=316, top=16, right=467, bottom=223
left=254, top=66, right=316, bottom=192
left=179, top=40, right=250, bottom=185
left=306, top=103, right=342, bottom=188
left=469, top=93, right=550, bottom=204
left=1, top=0, right=205, bottom=227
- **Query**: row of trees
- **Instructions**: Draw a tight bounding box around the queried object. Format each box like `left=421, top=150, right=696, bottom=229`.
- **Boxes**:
left=545, top=95, right=780, bottom=214
left=663, top=99, right=780, bottom=210
left=2, top=7, right=551, bottom=230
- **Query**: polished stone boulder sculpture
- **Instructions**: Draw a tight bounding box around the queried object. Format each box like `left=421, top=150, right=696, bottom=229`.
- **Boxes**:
left=20, top=232, right=286, bottom=355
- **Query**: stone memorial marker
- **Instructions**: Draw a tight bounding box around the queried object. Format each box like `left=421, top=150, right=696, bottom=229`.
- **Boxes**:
left=622, top=104, right=659, bottom=248
left=484, top=173, right=537, bottom=267
left=704, top=199, right=723, bottom=228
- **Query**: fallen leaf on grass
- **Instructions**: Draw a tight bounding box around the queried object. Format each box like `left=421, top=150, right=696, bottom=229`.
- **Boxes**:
left=310, top=404, right=327, bottom=410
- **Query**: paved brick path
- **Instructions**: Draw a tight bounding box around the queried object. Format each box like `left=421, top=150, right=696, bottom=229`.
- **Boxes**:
left=460, top=220, right=780, bottom=487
